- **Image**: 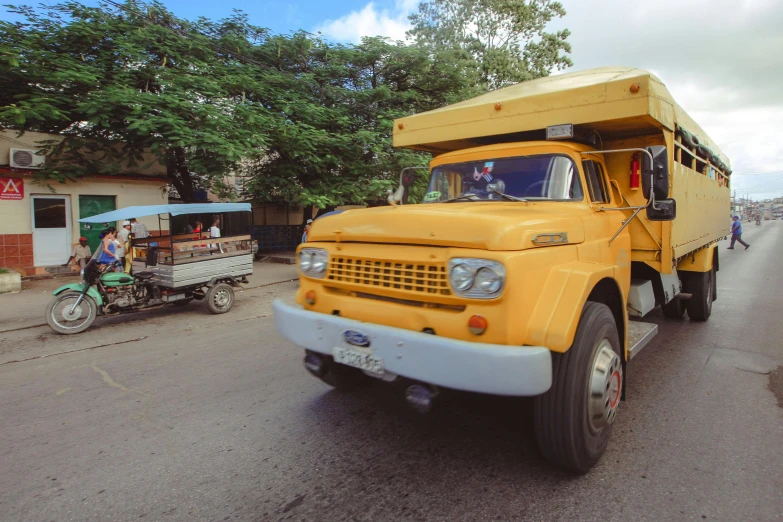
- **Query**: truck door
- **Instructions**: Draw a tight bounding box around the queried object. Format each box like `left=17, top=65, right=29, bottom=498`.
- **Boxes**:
left=582, top=160, right=631, bottom=292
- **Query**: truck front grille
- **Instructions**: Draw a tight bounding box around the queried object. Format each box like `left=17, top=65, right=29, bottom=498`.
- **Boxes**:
left=327, top=256, right=452, bottom=296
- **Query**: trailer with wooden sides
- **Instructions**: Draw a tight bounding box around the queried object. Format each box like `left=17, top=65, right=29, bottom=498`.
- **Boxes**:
left=273, top=67, right=731, bottom=472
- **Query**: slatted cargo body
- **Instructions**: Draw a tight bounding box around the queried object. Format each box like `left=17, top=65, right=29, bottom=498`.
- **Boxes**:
left=133, top=254, right=253, bottom=289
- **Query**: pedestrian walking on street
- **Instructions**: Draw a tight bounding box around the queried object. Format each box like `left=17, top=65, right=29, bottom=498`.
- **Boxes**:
left=728, top=215, right=750, bottom=250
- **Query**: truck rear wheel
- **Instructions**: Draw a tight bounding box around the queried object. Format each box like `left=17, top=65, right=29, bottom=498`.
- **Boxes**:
left=687, top=269, right=713, bottom=321
left=534, top=302, right=622, bottom=473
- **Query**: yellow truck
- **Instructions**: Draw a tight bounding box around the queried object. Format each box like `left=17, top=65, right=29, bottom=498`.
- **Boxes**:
left=274, top=67, right=731, bottom=472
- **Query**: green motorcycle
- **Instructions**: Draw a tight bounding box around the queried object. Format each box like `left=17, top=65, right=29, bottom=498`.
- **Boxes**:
left=45, top=259, right=236, bottom=334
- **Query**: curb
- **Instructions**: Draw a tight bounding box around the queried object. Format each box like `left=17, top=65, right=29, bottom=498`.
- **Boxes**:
left=258, top=255, right=296, bottom=265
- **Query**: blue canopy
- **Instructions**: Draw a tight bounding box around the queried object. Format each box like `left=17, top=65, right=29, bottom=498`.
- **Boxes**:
left=78, top=203, right=252, bottom=223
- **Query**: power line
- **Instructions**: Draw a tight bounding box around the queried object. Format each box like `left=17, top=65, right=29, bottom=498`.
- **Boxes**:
left=732, top=174, right=783, bottom=191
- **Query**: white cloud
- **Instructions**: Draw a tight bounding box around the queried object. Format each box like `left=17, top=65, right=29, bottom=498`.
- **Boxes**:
left=316, top=0, right=783, bottom=195
left=315, top=0, right=414, bottom=43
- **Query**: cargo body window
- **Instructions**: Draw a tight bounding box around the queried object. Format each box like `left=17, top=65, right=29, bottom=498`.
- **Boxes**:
left=582, top=160, right=609, bottom=203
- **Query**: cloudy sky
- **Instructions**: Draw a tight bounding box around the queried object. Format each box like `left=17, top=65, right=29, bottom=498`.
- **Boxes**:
left=4, top=0, right=782, bottom=198
left=315, top=0, right=783, bottom=199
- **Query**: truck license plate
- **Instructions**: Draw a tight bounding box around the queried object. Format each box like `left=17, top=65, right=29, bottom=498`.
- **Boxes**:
left=332, top=347, right=384, bottom=375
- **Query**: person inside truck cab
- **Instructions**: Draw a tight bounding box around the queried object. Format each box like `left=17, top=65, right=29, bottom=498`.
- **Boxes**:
left=440, top=156, right=581, bottom=201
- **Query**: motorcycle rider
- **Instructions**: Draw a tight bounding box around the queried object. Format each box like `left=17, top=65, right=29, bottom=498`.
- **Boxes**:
left=98, top=228, right=121, bottom=269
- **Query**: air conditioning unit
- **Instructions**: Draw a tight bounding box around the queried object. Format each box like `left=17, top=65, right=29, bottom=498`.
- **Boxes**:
left=9, top=148, right=45, bottom=169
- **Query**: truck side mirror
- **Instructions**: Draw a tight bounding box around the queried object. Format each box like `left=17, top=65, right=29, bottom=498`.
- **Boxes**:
left=641, top=145, right=670, bottom=200
left=646, top=198, right=676, bottom=221
left=401, top=170, right=416, bottom=188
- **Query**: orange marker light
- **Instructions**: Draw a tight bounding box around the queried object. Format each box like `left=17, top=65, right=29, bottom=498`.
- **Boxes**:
left=468, top=315, right=488, bottom=335
left=305, top=290, right=316, bottom=305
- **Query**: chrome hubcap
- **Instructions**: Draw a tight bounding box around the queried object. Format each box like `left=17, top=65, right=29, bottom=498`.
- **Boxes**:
left=213, top=289, right=230, bottom=308
left=52, top=296, right=91, bottom=329
left=62, top=305, right=83, bottom=321
left=588, top=339, right=622, bottom=432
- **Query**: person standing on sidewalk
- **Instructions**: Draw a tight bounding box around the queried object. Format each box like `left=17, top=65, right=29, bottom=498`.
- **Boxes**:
left=728, top=215, right=750, bottom=250
left=118, top=220, right=132, bottom=270
left=130, top=218, right=149, bottom=239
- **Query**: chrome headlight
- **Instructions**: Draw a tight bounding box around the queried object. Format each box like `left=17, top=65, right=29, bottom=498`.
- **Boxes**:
left=299, top=248, right=329, bottom=278
left=448, top=258, right=505, bottom=298
left=450, top=263, right=475, bottom=291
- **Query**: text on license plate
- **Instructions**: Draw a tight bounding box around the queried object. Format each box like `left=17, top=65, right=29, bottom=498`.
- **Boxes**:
left=332, top=347, right=384, bottom=374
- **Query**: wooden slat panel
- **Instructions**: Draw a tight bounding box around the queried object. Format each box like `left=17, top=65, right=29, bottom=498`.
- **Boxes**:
left=173, top=235, right=251, bottom=251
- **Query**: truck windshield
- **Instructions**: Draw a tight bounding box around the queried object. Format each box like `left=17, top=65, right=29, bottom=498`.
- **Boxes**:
left=423, top=154, right=583, bottom=203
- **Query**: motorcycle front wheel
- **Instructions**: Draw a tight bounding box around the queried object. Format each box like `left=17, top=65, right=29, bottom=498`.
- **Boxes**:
left=46, top=291, right=98, bottom=335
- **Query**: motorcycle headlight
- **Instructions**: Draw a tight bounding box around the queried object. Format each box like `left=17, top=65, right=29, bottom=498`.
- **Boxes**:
left=448, top=258, right=505, bottom=299
left=299, top=248, right=329, bottom=279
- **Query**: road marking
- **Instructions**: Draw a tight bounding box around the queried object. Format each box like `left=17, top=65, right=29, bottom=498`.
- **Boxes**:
left=90, top=361, right=148, bottom=397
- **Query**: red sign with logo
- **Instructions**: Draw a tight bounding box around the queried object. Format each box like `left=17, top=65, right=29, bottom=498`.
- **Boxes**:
left=0, top=177, right=23, bottom=200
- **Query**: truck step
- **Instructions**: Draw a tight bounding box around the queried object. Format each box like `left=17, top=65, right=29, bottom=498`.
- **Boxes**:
left=627, top=321, right=658, bottom=360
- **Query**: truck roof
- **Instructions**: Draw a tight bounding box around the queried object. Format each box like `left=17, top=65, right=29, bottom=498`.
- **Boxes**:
left=393, top=66, right=729, bottom=168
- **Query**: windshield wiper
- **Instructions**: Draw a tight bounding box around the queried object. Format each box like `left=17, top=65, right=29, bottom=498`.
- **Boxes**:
left=444, top=194, right=481, bottom=203
left=487, top=189, right=527, bottom=202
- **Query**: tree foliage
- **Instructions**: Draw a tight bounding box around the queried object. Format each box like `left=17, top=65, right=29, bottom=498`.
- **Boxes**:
left=0, top=0, right=571, bottom=215
left=408, top=0, right=572, bottom=89
left=240, top=35, right=480, bottom=216
left=0, top=1, right=276, bottom=201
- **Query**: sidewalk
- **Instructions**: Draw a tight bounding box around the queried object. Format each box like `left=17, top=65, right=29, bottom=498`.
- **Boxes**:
left=0, top=261, right=298, bottom=333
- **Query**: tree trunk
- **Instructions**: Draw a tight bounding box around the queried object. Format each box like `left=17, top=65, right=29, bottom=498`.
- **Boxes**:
left=167, top=147, right=196, bottom=202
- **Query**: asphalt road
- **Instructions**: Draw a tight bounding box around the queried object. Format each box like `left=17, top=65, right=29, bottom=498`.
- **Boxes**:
left=1, top=223, right=782, bottom=522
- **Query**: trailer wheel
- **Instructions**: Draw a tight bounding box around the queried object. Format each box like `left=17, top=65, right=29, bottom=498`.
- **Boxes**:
left=687, top=270, right=713, bottom=321
left=534, top=302, right=621, bottom=473
left=205, top=283, right=234, bottom=314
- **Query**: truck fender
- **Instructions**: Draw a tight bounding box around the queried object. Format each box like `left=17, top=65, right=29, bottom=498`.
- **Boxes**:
left=525, top=262, right=619, bottom=354
left=52, top=283, right=104, bottom=306
left=677, top=244, right=718, bottom=274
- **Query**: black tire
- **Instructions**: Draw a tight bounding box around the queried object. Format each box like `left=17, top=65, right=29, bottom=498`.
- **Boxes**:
left=319, top=361, right=370, bottom=391
left=686, top=270, right=713, bottom=321
left=711, top=267, right=717, bottom=302
left=534, top=302, right=622, bottom=473
left=46, top=291, right=98, bottom=334
left=205, top=283, right=234, bottom=314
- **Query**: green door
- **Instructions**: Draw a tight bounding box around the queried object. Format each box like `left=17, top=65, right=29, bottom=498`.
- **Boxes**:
left=79, top=195, right=116, bottom=254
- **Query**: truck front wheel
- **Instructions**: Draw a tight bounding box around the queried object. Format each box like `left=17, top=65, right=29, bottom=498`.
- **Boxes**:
left=534, top=302, right=622, bottom=473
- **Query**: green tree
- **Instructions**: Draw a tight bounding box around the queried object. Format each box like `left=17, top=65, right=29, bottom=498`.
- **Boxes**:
left=239, top=35, right=478, bottom=218
left=0, top=1, right=275, bottom=201
left=408, top=0, right=572, bottom=89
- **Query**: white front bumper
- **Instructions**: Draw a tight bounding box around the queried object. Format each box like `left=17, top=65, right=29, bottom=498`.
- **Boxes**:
left=273, top=300, right=552, bottom=396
